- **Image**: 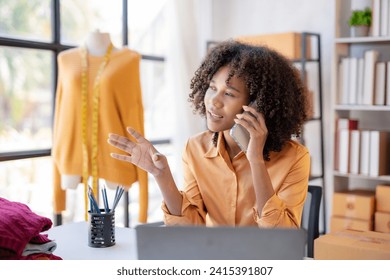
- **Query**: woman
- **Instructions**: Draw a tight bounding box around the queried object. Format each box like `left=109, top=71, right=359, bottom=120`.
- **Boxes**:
left=108, top=40, right=310, bottom=228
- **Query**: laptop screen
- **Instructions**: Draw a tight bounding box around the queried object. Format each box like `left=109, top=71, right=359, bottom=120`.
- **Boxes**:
left=135, top=225, right=306, bottom=260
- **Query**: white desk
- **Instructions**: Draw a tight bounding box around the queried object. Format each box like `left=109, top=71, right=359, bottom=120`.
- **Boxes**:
left=46, top=222, right=137, bottom=260
left=47, top=222, right=307, bottom=260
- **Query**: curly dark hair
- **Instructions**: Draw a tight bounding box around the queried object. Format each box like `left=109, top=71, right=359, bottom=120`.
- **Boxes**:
left=189, top=40, right=308, bottom=160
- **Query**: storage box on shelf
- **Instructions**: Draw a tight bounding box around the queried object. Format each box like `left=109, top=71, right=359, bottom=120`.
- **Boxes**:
left=332, top=1, right=390, bottom=223
left=314, top=229, right=390, bottom=260
left=376, top=184, right=390, bottom=212
left=320, top=183, right=390, bottom=259
left=375, top=185, right=390, bottom=233
left=331, top=216, right=373, bottom=232
left=235, top=32, right=311, bottom=60
left=330, top=190, right=375, bottom=232
left=375, top=212, right=390, bottom=233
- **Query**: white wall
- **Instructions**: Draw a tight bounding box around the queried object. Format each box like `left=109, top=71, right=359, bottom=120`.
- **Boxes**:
left=210, top=0, right=334, bottom=231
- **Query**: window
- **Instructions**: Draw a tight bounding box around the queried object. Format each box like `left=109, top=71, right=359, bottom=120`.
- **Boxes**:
left=60, top=0, right=122, bottom=46
left=0, top=47, right=53, bottom=153
left=127, top=0, right=168, bottom=56
left=0, top=0, right=52, bottom=42
left=0, top=0, right=169, bottom=226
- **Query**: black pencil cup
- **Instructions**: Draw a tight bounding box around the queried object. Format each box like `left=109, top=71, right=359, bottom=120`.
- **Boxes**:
left=88, top=210, right=115, bottom=248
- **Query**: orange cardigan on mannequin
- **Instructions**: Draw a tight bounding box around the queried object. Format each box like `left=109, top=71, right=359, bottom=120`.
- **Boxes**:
left=52, top=47, right=148, bottom=222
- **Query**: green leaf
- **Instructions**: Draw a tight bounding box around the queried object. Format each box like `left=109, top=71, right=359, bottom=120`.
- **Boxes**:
left=348, top=8, right=372, bottom=26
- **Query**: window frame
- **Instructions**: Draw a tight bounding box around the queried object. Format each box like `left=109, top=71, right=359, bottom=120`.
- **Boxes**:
left=0, top=0, right=168, bottom=163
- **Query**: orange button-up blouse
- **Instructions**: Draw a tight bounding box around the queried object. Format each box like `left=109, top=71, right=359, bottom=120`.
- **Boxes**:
left=162, top=131, right=310, bottom=228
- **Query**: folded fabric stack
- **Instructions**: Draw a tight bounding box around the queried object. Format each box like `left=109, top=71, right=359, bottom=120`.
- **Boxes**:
left=0, top=197, right=62, bottom=260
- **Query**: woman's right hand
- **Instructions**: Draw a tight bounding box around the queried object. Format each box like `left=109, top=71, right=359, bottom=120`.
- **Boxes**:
left=108, top=127, right=168, bottom=177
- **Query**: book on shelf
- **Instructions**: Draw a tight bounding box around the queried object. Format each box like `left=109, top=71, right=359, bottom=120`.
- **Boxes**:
left=349, top=57, right=358, bottom=105
left=372, top=0, right=390, bottom=37
left=337, top=129, right=390, bottom=177
left=357, top=58, right=365, bottom=105
left=372, top=0, right=381, bottom=37
left=338, top=62, right=343, bottom=104
left=339, top=58, right=350, bottom=105
left=337, top=54, right=390, bottom=106
left=360, top=130, right=371, bottom=176
left=338, top=128, right=351, bottom=174
left=380, top=0, right=389, bottom=36
left=336, top=118, right=359, bottom=130
left=386, top=61, right=390, bottom=105
left=369, top=130, right=390, bottom=177
left=334, top=118, right=359, bottom=172
left=363, top=50, right=379, bottom=105
left=388, top=0, right=390, bottom=37
left=349, top=129, right=361, bottom=175
left=374, top=62, right=386, bottom=105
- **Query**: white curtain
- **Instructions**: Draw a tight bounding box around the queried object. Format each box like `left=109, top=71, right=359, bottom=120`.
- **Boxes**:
left=165, top=0, right=212, bottom=187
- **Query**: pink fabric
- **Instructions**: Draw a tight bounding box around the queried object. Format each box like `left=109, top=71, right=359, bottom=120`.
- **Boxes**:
left=0, top=197, right=62, bottom=260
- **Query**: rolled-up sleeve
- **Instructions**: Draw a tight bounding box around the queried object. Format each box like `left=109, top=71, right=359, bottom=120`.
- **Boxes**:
left=253, top=149, right=310, bottom=228
left=162, top=141, right=207, bottom=225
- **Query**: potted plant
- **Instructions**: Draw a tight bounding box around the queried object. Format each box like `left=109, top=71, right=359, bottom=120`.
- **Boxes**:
left=348, top=8, right=372, bottom=37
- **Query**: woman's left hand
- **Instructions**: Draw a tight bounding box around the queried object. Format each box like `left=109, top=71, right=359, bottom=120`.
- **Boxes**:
left=234, top=105, right=268, bottom=163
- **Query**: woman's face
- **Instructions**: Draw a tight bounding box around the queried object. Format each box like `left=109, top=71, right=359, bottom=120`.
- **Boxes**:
left=204, top=66, right=249, bottom=132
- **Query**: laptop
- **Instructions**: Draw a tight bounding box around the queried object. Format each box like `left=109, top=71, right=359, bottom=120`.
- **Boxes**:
left=135, top=225, right=306, bottom=260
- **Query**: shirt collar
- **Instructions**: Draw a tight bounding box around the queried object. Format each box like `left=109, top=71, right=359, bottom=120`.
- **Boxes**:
left=204, top=132, right=224, bottom=158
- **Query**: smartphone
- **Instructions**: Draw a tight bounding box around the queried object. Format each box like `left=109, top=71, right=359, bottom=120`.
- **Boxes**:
left=229, top=102, right=257, bottom=152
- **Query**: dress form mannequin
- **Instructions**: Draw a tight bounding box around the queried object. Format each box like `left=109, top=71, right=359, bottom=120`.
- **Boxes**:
left=53, top=36, right=148, bottom=223
left=61, top=30, right=126, bottom=191
left=85, top=30, right=118, bottom=55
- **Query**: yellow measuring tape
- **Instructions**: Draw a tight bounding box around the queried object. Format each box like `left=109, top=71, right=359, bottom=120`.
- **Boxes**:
left=81, top=44, right=113, bottom=220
